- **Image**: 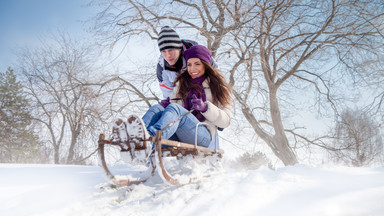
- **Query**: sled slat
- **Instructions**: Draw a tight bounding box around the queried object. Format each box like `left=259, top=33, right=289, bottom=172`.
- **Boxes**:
left=149, top=137, right=224, bottom=155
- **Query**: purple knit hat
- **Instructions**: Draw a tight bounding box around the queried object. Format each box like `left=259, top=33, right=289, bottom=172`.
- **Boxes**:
left=183, top=45, right=212, bottom=64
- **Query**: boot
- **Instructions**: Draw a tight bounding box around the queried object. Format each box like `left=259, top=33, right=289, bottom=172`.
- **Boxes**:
left=111, top=118, right=129, bottom=142
left=126, top=114, right=152, bottom=155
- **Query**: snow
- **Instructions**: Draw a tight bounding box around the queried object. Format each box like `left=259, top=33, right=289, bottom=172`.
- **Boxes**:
left=1, top=163, right=384, bottom=216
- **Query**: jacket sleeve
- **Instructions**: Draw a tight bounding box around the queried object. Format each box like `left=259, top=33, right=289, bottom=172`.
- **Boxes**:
left=157, top=61, right=175, bottom=99
left=159, top=82, right=174, bottom=99
left=156, top=63, right=163, bottom=83
left=202, top=101, right=231, bottom=129
left=169, top=82, right=184, bottom=106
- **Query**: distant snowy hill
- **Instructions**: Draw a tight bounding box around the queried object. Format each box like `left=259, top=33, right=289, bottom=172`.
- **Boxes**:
left=1, top=163, right=384, bottom=216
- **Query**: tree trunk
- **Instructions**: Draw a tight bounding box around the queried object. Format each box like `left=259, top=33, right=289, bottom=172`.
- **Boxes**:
left=238, top=88, right=298, bottom=166
left=67, top=127, right=80, bottom=164
left=54, top=145, right=60, bottom=164
left=269, top=90, right=298, bottom=166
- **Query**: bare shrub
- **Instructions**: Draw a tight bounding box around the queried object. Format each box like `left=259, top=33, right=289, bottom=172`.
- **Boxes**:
left=329, top=108, right=383, bottom=167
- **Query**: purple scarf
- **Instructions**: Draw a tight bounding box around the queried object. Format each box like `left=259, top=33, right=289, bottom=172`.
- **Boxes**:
left=184, top=75, right=207, bottom=121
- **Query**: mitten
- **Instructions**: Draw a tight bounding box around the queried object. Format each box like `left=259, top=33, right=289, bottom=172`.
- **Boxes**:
left=160, top=97, right=170, bottom=108
left=191, top=95, right=208, bottom=112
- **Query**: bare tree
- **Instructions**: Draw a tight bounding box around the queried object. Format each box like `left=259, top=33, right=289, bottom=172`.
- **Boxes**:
left=82, top=69, right=161, bottom=116
left=18, top=32, right=106, bottom=164
left=360, top=46, right=384, bottom=125
left=330, top=108, right=383, bottom=166
left=89, top=0, right=384, bottom=166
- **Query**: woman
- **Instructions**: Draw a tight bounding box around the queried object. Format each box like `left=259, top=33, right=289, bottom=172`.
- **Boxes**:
left=123, top=45, right=232, bottom=148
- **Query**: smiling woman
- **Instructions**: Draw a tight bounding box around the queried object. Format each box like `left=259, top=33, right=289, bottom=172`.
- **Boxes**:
left=0, top=0, right=94, bottom=71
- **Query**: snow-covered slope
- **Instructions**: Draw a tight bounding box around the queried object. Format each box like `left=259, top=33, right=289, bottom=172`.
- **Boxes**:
left=1, top=163, right=383, bottom=216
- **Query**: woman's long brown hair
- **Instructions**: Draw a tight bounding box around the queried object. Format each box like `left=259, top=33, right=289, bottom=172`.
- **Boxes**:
left=174, top=60, right=232, bottom=106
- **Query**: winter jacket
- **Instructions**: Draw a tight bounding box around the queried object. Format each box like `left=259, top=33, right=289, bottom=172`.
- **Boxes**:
left=156, top=40, right=218, bottom=99
left=170, top=78, right=232, bottom=141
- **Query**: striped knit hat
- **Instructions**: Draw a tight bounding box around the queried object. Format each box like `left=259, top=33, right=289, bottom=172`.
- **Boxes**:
left=157, top=26, right=183, bottom=51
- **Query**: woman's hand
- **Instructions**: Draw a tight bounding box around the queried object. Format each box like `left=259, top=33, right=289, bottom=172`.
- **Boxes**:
left=191, top=95, right=208, bottom=112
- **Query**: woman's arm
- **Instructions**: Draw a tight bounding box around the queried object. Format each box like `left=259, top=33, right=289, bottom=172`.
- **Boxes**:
left=202, top=101, right=231, bottom=128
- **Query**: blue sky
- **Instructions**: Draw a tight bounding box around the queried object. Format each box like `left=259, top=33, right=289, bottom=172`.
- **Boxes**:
left=0, top=0, right=94, bottom=71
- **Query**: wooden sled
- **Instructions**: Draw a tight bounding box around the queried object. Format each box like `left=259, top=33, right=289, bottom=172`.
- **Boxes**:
left=98, top=123, right=224, bottom=186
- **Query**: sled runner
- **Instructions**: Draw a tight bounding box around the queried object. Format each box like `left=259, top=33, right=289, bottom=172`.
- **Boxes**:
left=98, top=114, right=224, bottom=186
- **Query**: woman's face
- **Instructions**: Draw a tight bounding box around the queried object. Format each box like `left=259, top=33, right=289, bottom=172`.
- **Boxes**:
left=187, top=58, right=205, bottom=79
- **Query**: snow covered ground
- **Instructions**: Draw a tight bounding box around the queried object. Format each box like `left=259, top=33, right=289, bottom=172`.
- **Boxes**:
left=1, top=163, right=384, bottom=216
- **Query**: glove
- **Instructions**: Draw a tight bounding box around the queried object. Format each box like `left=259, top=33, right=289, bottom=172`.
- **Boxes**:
left=160, top=97, right=170, bottom=108
left=191, top=95, right=208, bottom=112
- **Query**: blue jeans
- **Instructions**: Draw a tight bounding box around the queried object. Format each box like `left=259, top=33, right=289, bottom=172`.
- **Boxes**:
left=142, top=103, right=212, bottom=147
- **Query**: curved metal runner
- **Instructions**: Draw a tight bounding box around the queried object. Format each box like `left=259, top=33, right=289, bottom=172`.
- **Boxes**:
left=98, top=134, right=155, bottom=186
